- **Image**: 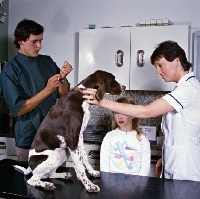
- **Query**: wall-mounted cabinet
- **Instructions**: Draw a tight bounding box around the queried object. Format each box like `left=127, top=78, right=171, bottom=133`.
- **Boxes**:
left=193, top=31, right=200, bottom=81
left=79, top=25, right=190, bottom=91
left=79, top=27, right=130, bottom=88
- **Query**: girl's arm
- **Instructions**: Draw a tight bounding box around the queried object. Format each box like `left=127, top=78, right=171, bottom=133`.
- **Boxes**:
left=138, top=137, right=151, bottom=176
left=100, top=135, right=111, bottom=172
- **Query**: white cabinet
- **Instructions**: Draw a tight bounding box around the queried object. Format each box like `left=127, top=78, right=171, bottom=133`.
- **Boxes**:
left=130, top=25, right=189, bottom=90
left=79, top=25, right=190, bottom=91
left=0, top=137, right=17, bottom=160
left=193, top=31, right=200, bottom=81
left=79, top=27, right=130, bottom=89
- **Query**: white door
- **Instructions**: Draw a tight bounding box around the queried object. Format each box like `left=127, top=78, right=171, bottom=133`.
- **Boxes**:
left=130, top=25, right=190, bottom=91
left=79, top=27, right=131, bottom=89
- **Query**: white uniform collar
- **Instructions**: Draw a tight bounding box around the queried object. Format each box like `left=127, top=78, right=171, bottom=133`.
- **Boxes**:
left=176, top=71, right=195, bottom=86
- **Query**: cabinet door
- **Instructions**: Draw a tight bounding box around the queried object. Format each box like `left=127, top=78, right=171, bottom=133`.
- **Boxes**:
left=0, top=137, right=16, bottom=155
left=130, top=25, right=189, bottom=91
left=0, top=155, right=18, bottom=161
left=79, top=28, right=130, bottom=89
left=65, top=143, right=100, bottom=170
left=193, top=31, right=200, bottom=81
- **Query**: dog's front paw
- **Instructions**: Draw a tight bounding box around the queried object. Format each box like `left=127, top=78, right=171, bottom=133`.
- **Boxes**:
left=86, top=184, right=100, bottom=192
left=43, top=182, right=56, bottom=190
left=63, top=172, right=73, bottom=179
left=90, top=170, right=100, bottom=178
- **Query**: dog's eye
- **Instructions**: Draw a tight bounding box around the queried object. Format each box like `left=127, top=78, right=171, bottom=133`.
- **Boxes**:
left=93, top=86, right=99, bottom=89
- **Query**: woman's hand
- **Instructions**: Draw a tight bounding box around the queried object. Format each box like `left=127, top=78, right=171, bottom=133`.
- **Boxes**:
left=82, top=88, right=99, bottom=105
left=156, top=158, right=162, bottom=177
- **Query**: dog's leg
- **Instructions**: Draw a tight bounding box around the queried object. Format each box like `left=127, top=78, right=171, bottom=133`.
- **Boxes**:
left=49, top=148, right=73, bottom=180
left=49, top=172, right=73, bottom=179
left=79, top=132, right=101, bottom=177
left=13, top=165, right=32, bottom=175
left=68, top=100, right=99, bottom=192
left=69, top=148, right=100, bottom=192
left=28, top=173, right=56, bottom=190
left=80, top=101, right=101, bottom=177
left=28, top=149, right=71, bottom=190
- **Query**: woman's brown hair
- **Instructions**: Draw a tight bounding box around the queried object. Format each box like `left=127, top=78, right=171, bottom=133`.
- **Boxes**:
left=111, top=97, right=143, bottom=141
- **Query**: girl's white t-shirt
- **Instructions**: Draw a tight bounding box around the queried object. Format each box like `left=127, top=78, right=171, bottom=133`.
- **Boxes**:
left=100, top=128, right=150, bottom=176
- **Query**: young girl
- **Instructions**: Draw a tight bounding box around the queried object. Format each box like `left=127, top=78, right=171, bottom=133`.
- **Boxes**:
left=100, top=97, right=150, bottom=176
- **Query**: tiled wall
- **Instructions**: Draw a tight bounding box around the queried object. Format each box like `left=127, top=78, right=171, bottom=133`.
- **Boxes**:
left=0, top=90, right=168, bottom=128
left=88, top=90, right=168, bottom=127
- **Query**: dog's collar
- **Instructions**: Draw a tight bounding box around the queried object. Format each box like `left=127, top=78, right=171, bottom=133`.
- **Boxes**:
left=74, top=84, right=86, bottom=93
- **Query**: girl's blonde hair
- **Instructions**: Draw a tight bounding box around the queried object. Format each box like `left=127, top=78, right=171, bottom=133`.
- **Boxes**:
left=112, top=97, right=143, bottom=141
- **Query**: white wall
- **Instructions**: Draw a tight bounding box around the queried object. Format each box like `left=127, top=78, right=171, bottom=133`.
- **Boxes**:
left=8, top=0, right=200, bottom=87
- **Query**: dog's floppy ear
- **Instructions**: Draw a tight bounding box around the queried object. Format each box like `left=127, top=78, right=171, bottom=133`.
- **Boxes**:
left=95, top=82, right=106, bottom=101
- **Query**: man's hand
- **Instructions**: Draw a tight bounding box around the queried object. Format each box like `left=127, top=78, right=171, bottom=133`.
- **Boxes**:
left=59, top=61, right=73, bottom=81
left=45, top=74, right=61, bottom=93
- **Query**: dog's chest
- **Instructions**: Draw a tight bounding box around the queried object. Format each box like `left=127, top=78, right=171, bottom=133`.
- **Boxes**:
left=81, top=101, right=90, bottom=131
left=55, top=101, right=90, bottom=149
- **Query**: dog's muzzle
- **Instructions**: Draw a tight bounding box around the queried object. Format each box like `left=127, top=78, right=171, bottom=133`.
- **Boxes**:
left=121, top=84, right=126, bottom=95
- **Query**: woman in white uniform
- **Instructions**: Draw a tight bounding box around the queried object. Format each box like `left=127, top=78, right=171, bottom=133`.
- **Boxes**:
left=83, top=40, right=200, bottom=181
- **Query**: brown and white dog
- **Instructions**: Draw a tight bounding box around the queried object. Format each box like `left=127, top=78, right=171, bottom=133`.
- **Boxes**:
left=14, top=70, right=125, bottom=192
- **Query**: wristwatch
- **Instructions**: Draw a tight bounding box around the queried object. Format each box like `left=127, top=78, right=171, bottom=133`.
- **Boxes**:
left=60, top=79, right=66, bottom=84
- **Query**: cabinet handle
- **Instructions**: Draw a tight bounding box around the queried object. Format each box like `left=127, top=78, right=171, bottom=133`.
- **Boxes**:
left=115, top=50, right=124, bottom=67
left=137, top=50, right=145, bottom=67
left=0, top=141, right=6, bottom=149
left=88, top=150, right=100, bottom=160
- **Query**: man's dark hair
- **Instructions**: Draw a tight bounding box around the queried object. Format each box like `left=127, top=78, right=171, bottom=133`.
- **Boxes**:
left=13, top=19, right=44, bottom=49
left=150, top=40, right=192, bottom=71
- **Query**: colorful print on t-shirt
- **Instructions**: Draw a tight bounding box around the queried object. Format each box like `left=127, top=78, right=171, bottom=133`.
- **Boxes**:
left=113, top=140, right=137, bottom=170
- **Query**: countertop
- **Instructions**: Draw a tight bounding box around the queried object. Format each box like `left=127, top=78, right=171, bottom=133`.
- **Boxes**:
left=0, top=159, right=200, bottom=199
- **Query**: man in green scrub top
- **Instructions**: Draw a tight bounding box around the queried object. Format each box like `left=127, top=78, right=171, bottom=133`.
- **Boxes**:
left=1, top=19, right=73, bottom=161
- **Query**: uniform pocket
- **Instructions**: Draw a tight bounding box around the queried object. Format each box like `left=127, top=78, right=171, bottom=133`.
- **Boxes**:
left=163, top=144, right=186, bottom=179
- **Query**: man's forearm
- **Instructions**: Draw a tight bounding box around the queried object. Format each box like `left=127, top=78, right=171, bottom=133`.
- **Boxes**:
left=17, top=89, right=52, bottom=117
left=58, top=80, right=69, bottom=96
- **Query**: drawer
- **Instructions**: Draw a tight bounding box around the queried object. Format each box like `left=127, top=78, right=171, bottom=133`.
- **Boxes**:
left=0, top=155, right=17, bottom=161
left=149, top=150, right=161, bottom=177
left=151, top=149, right=162, bottom=156
left=0, top=137, right=16, bottom=155
left=149, top=164, right=157, bottom=177
left=66, top=143, right=101, bottom=168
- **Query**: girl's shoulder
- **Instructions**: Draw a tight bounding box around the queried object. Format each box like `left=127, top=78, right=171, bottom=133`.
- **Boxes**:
left=139, top=133, right=150, bottom=144
left=105, top=128, right=128, bottom=138
left=106, top=129, right=119, bottom=136
left=102, top=129, right=118, bottom=143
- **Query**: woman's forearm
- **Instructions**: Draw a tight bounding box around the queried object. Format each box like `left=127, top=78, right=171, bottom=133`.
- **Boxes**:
left=98, top=97, right=173, bottom=119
